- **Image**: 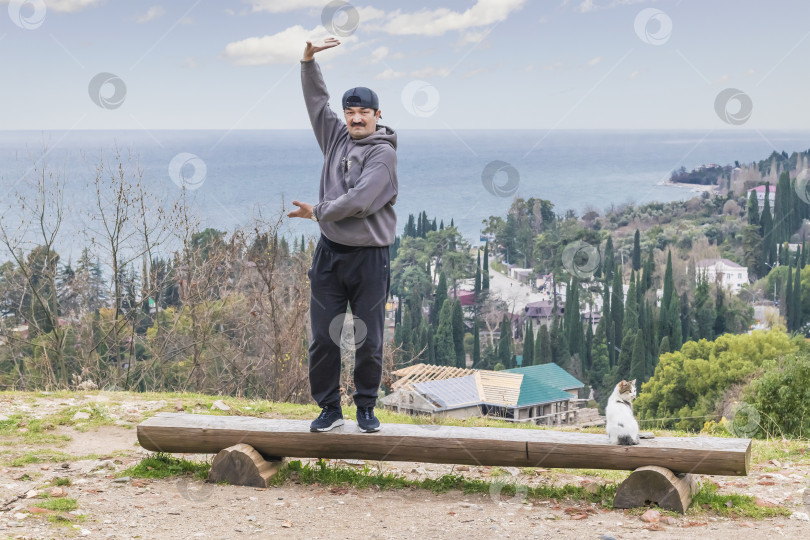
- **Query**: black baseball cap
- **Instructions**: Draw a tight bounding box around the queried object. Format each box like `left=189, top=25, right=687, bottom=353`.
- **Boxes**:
left=342, top=87, right=379, bottom=111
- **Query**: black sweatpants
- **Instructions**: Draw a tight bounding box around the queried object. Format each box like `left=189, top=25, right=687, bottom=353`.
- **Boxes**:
left=307, top=233, right=390, bottom=409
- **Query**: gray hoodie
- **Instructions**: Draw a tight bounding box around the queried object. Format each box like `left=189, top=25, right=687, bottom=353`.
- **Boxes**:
left=301, top=59, right=398, bottom=247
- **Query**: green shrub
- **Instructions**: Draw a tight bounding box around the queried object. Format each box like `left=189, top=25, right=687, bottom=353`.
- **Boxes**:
left=635, top=330, right=799, bottom=431
left=744, top=353, right=810, bottom=438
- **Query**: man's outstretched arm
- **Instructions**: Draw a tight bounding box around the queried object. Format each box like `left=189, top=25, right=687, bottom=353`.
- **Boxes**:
left=301, top=39, right=347, bottom=154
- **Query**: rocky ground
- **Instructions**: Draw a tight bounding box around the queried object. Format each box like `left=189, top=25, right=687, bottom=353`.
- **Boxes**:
left=1, top=392, right=809, bottom=539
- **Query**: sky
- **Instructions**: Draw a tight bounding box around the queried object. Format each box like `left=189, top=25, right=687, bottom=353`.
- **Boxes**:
left=1, top=0, right=810, bottom=131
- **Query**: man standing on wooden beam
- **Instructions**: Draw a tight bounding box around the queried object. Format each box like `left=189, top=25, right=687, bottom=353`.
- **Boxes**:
left=288, top=38, right=398, bottom=433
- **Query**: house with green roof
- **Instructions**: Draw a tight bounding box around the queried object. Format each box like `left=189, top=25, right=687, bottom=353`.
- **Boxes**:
left=381, top=363, right=587, bottom=426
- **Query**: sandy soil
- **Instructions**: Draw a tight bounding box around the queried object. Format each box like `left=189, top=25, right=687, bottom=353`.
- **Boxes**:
left=1, top=393, right=808, bottom=539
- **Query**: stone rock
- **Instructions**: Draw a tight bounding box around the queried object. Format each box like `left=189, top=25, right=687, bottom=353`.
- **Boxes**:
left=640, top=509, right=660, bottom=523
left=211, top=400, right=230, bottom=411
left=112, top=476, right=130, bottom=483
left=790, top=512, right=809, bottom=522
left=49, top=487, right=67, bottom=497
left=72, top=411, right=91, bottom=421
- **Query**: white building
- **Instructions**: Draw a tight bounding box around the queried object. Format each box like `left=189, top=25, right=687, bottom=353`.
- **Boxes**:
left=697, top=258, right=749, bottom=292
left=746, top=185, right=775, bottom=213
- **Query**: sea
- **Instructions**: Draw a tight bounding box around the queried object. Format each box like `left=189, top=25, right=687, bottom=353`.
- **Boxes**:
left=1, top=129, right=809, bottom=260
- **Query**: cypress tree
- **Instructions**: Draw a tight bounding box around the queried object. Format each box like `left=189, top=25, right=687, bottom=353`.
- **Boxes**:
left=537, top=324, right=552, bottom=364
left=474, top=251, right=481, bottom=296
left=523, top=319, right=534, bottom=366
left=793, top=254, right=803, bottom=330
left=616, top=329, right=635, bottom=381
left=760, top=182, right=776, bottom=270
left=785, top=262, right=793, bottom=328
left=668, top=292, right=682, bottom=350
left=498, top=315, right=513, bottom=368
left=451, top=299, right=466, bottom=368
left=632, top=229, right=641, bottom=271
left=680, top=291, right=692, bottom=342
left=472, top=319, right=481, bottom=367
left=434, top=299, right=455, bottom=365
left=611, top=266, right=624, bottom=352
left=747, top=189, right=760, bottom=225
left=628, top=330, right=646, bottom=383
left=604, top=236, right=615, bottom=283
left=714, top=285, right=727, bottom=337
left=584, top=316, right=594, bottom=372
left=659, top=335, right=671, bottom=355
left=482, top=242, right=490, bottom=290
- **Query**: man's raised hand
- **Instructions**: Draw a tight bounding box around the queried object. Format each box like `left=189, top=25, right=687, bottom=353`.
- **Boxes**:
left=303, top=38, right=341, bottom=61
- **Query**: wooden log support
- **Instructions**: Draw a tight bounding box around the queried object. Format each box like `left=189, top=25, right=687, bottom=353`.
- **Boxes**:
left=613, top=465, right=702, bottom=513
left=137, top=413, right=751, bottom=476
left=207, top=443, right=285, bottom=488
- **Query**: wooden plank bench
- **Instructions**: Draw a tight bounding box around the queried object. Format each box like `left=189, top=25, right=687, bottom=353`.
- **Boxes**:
left=137, top=412, right=752, bottom=513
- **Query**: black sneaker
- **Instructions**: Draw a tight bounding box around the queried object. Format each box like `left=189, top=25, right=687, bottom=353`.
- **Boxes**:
left=356, top=406, right=381, bottom=433
left=310, top=405, right=344, bottom=432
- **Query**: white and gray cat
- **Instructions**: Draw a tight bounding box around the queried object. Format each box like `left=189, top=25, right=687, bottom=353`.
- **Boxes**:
left=605, top=379, right=640, bottom=445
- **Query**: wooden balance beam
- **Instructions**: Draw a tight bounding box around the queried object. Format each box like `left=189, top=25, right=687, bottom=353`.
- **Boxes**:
left=137, top=413, right=751, bottom=512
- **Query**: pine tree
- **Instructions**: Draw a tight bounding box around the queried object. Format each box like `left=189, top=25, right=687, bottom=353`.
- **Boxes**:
left=431, top=272, right=447, bottom=326
left=775, top=171, right=792, bottom=243
left=632, top=229, right=641, bottom=271
left=659, top=335, right=671, bottom=355
left=785, top=261, right=793, bottom=328
left=659, top=251, right=674, bottom=339
left=695, top=273, right=715, bottom=339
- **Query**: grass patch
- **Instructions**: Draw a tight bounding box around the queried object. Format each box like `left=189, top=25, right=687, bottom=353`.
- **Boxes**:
left=751, top=438, right=810, bottom=464
left=33, top=497, right=78, bottom=512
left=121, top=452, right=210, bottom=480
left=49, top=477, right=71, bottom=487
left=6, top=450, right=75, bottom=467
left=269, top=460, right=616, bottom=505
left=46, top=404, right=119, bottom=432
left=689, top=483, right=791, bottom=518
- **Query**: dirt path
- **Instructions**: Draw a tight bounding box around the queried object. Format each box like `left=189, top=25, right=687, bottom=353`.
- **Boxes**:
left=1, top=393, right=808, bottom=539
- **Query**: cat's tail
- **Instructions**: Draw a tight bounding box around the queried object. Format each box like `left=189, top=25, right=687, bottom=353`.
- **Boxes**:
left=617, top=435, right=639, bottom=446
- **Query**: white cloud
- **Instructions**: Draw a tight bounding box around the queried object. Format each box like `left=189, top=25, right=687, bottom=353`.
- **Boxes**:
left=356, top=5, right=385, bottom=22
left=370, top=46, right=388, bottom=63
left=248, top=0, right=325, bottom=13
left=137, top=6, right=165, bottom=23
left=374, top=66, right=451, bottom=80
left=379, top=0, right=526, bottom=36
left=629, top=69, right=643, bottom=79
left=578, top=0, right=597, bottom=13
left=0, top=0, right=103, bottom=12
left=714, top=74, right=729, bottom=84
left=223, top=25, right=358, bottom=66
left=586, top=56, right=602, bottom=67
